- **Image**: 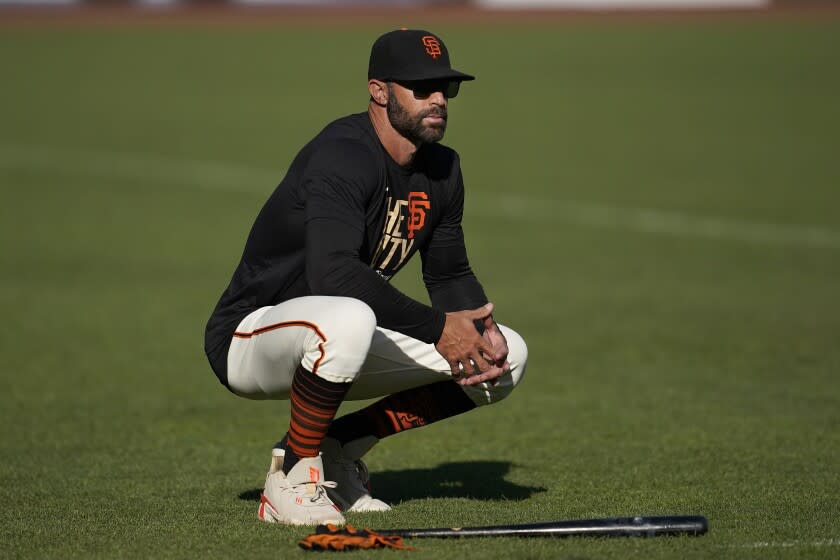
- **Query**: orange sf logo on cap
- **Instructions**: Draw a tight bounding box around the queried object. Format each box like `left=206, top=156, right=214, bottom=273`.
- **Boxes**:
left=422, top=36, right=442, bottom=59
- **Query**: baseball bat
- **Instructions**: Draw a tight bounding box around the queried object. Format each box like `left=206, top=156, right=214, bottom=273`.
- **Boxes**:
left=365, top=515, right=708, bottom=539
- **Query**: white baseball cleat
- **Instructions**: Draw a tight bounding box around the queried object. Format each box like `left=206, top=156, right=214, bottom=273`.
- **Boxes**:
left=258, top=454, right=345, bottom=526
left=271, top=437, right=391, bottom=513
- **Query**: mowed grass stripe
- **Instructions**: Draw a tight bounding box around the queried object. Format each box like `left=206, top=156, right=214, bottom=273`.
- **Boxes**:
left=728, top=538, right=840, bottom=550
left=3, top=140, right=840, bottom=250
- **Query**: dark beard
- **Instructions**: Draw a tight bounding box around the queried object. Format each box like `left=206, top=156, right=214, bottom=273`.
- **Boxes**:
left=386, top=84, right=447, bottom=145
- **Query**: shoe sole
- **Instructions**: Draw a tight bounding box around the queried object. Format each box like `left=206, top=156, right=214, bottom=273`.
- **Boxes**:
left=347, top=498, right=392, bottom=513
left=257, top=493, right=345, bottom=526
left=325, top=480, right=391, bottom=513
left=348, top=505, right=392, bottom=513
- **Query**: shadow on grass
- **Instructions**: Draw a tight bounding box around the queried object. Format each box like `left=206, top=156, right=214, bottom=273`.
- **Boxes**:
left=372, top=461, right=546, bottom=503
left=239, top=460, right=545, bottom=503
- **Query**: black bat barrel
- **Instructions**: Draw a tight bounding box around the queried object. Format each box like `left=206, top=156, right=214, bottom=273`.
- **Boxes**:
left=374, top=515, right=708, bottom=539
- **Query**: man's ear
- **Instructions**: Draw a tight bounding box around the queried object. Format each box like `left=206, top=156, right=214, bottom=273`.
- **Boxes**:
left=368, top=80, right=388, bottom=106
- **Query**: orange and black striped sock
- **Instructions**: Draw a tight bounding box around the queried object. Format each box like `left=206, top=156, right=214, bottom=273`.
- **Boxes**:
left=283, top=366, right=351, bottom=474
left=327, top=381, right=476, bottom=444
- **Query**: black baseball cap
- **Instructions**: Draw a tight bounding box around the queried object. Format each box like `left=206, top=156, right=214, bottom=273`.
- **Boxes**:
left=368, top=29, right=475, bottom=83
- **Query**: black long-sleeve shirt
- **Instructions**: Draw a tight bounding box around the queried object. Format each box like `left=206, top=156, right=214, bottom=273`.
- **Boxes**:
left=204, top=112, right=487, bottom=386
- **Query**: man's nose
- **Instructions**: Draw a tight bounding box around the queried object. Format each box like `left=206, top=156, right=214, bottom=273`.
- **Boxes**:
left=429, top=90, right=447, bottom=105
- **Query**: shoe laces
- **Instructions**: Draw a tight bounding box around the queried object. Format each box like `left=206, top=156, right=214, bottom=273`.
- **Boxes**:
left=284, top=480, right=338, bottom=504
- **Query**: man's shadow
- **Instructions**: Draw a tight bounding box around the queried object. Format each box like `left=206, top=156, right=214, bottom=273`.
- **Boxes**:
left=239, top=460, right=545, bottom=503
left=371, top=461, right=546, bottom=502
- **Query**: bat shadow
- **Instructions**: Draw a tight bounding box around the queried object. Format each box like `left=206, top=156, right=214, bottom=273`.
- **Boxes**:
left=238, top=460, right=545, bottom=503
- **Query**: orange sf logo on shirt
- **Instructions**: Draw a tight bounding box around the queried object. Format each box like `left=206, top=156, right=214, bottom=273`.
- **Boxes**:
left=407, top=192, right=430, bottom=239
left=422, top=36, right=442, bottom=59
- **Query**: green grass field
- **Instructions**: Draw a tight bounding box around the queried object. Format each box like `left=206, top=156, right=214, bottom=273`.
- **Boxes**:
left=2, top=16, right=839, bottom=559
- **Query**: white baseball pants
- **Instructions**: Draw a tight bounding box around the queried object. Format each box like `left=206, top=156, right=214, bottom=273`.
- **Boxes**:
left=226, top=296, right=527, bottom=406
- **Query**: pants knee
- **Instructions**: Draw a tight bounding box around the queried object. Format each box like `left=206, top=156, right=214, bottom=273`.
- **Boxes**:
left=461, top=325, right=528, bottom=406
left=306, top=297, right=376, bottom=383
left=318, top=297, right=377, bottom=344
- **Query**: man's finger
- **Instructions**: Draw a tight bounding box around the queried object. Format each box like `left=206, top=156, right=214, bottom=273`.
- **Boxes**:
left=457, top=365, right=505, bottom=386
left=474, top=335, right=494, bottom=355
left=468, top=350, right=494, bottom=374
left=466, top=302, right=494, bottom=321
left=467, top=360, right=500, bottom=380
left=448, top=359, right=462, bottom=377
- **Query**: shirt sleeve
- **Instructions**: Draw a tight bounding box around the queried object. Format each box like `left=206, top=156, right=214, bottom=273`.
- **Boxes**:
left=303, top=140, right=446, bottom=344
left=421, top=161, right=488, bottom=313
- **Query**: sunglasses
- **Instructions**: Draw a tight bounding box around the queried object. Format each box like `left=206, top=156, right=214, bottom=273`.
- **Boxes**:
left=394, top=80, right=461, bottom=99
